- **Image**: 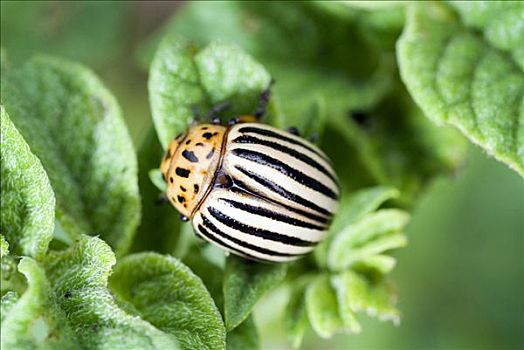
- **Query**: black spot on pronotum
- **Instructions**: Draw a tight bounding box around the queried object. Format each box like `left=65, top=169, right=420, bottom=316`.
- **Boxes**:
left=194, top=184, right=199, bottom=193
left=177, top=195, right=186, bottom=203
left=202, top=131, right=219, bottom=140
left=64, top=291, right=72, bottom=299
left=206, top=148, right=215, bottom=159
left=196, top=142, right=204, bottom=146
left=176, top=167, right=190, bottom=178
left=185, top=139, right=191, bottom=145
left=182, top=150, right=199, bottom=163
left=201, top=126, right=209, bottom=130
left=180, top=186, right=186, bottom=192
left=170, top=177, right=174, bottom=183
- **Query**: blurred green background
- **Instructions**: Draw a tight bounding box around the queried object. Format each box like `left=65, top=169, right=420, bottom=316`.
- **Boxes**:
left=1, top=2, right=522, bottom=349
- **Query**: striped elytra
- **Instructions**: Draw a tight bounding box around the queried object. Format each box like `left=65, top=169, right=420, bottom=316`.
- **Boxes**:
left=162, top=121, right=339, bottom=263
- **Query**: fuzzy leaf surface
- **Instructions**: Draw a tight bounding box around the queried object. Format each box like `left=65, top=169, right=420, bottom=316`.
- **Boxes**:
left=110, top=252, right=225, bottom=350
left=0, top=107, right=55, bottom=259
left=1, top=56, right=140, bottom=254
left=223, top=256, right=287, bottom=331
left=398, top=3, right=524, bottom=176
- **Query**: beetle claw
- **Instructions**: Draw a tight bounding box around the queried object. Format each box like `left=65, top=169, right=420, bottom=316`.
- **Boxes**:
left=206, top=101, right=232, bottom=122
left=286, top=126, right=300, bottom=136
left=155, top=195, right=170, bottom=206
left=254, top=79, right=275, bottom=119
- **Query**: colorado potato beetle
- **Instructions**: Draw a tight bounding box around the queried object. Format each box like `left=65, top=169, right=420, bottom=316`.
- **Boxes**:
left=160, top=86, right=339, bottom=262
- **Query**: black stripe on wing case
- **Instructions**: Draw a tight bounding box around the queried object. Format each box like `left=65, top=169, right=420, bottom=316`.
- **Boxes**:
left=208, top=206, right=316, bottom=247
left=233, top=135, right=338, bottom=185
left=232, top=148, right=338, bottom=200
left=230, top=183, right=331, bottom=225
left=201, top=215, right=296, bottom=257
left=234, top=166, right=333, bottom=217
left=238, top=126, right=330, bottom=162
left=197, top=224, right=259, bottom=261
left=219, top=197, right=326, bottom=231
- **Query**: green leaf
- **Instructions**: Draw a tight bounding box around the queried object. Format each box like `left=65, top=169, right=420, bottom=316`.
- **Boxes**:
left=43, top=235, right=179, bottom=349
left=149, top=36, right=273, bottom=149
left=110, top=252, right=226, bottom=350
left=331, top=270, right=400, bottom=325
left=0, top=106, right=55, bottom=259
left=326, top=86, right=468, bottom=204
left=1, top=291, right=18, bottom=324
left=1, top=234, right=10, bottom=258
left=145, top=2, right=394, bottom=134
left=226, top=316, right=260, bottom=350
left=328, top=209, right=409, bottom=271
left=447, top=1, right=524, bottom=71
left=315, top=186, right=399, bottom=266
left=0, top=233, right=25, bottom=295
left=1, top=258, right=79, bottom=350
left=149, top=168, right=167, bottom=193
left=1, top=55, right=141, bottom=255
left=305, top=274, right=345, bottom=339
left=130, top=129, right=181, bottom=254
left=223, top=255, right=287, bottom=331
left=397, top=3, right=524, bottom=176
left=284, top=276, right=312, bottom=349
left=182, top=245, right=225, bottom=308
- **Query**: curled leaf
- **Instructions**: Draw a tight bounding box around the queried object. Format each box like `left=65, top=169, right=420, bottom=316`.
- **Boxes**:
left=305, top=274, right=345, bottom=339
left=398, top=3, right=524, bottom=176
left=1, top=56, right=141, bottom=255
left=328, top=209, right=409, bottom=271
left=110, top=252, right=226, bottom=350
left=1, top=106, right=55, bottom=259
left=43, top=236, right=179, bottom=349
left=331, top=270, right=400, bottom=328
left=149, top=36, right=273, bottom=149
left=1, top=258, right=78, bottom=350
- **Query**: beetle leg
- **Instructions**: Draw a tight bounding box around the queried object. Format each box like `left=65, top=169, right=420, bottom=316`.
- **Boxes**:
left=309, top=132, right=319, bottom=143
left=191, top=105, right=202, bottom=120
left=286, top=126, right=300, bottom=136
left=254, top=79, right=275, bottom=119
left=155, top=194, right=170, bottom=206
left=227, top=115, right=258, bottom=126
left=206, top=101, right=232, bottom=122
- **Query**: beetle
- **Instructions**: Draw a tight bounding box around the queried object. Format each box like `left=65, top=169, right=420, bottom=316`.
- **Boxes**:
left=160, top=84, right=339, bottom=262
